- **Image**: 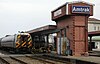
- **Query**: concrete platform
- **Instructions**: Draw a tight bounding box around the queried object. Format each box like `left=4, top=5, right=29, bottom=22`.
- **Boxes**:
left=45, top=54, right=100, bottom=64
left=63, top=56, right=100, bottom=64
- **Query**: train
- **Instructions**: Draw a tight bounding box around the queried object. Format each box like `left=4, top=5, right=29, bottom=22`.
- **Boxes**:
left=0, top=33, right=33, bottom=53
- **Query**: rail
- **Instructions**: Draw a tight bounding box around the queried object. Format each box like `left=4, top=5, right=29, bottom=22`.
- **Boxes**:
left=0, top=56, right=27, bottom=64
left=10, top=56, right=27, bottom=64
left=0, top=57, right=10, bottom=64
left=26, top=55, right=56, bottom=64
left=25, top=55, right=72, bottom=64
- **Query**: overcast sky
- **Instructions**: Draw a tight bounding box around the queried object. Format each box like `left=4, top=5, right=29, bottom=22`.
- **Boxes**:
left=0, top=0, right=100, bottom=37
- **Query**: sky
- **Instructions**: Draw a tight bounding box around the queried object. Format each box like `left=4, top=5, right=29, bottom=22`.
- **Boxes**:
left=0, top=0, right=100, bottom=37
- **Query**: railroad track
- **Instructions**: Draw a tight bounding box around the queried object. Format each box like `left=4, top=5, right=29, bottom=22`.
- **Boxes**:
left=0, top=54, right=72, bottom=64
left=26, top=55, right=72, bottom=64
left=0, top=55, right=64, bottom=64
left=0, top=56, right=27, bottom=64
left=26, top=55, right=58, bottom=64
left=10, top=56, right=45, bottom=64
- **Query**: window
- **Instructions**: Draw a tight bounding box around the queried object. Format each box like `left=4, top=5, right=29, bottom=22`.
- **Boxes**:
left=94, top=26, right=96, bottom=30
left=98, top=26, right=100, bottom=30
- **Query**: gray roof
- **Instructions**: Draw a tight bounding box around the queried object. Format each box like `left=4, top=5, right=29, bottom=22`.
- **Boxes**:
left=88, top=18, right=100, bottom=21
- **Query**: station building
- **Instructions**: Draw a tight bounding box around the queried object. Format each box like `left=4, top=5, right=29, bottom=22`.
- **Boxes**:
left=88, top=18, right=100, bottom=51
left=27, top=1, right=94, bottom=56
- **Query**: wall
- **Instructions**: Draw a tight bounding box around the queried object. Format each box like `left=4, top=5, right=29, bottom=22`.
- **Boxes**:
left=56, top=16, right=88, bottom=56
left=88, top=20, right=100, bottom=50
left=88, top=21, right=100, bottom=32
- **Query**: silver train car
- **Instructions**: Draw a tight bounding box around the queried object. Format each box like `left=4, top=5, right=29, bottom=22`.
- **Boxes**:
left=0, top=33, right=32, bottom=53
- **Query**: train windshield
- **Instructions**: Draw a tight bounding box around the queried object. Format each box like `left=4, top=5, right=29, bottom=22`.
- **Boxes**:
left=17, top=35, right=31, bottom=41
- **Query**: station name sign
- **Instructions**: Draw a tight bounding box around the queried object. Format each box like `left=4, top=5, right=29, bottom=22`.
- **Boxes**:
left=72, top=6, right=90, bottom=14
left=54, top=9, right=62, bottom=17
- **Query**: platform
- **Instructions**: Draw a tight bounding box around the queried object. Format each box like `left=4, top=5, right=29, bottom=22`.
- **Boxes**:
left=65, top=56, right=100, bottom=64
left=45, top=53, right=100, bottom=64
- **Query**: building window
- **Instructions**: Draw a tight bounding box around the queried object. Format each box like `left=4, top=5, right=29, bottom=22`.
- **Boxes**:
left=94, top=26, right=96, bottom=30
left=98, top=26, right=100, bottom=30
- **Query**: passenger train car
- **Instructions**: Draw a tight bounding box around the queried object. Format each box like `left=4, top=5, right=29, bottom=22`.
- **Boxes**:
left=0, top=33, right=33, bottom=53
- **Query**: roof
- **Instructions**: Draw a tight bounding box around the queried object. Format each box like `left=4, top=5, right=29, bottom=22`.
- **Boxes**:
left=52, top=1, right=94, bottom=12
left=66, top=1, right=94, bottom=5
left=88, top=18, right=100, bottom=21
left=26, top=25, right=57, bottom=34
left=88, top=31, right=100, bottom=36
left=88, top=36, right=100, bottom=41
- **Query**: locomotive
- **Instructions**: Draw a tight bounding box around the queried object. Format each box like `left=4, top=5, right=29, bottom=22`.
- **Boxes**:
left=0, top=33, right=33, bottom=53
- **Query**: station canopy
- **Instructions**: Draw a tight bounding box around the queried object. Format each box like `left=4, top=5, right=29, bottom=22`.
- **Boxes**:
left=88, top=31, right=100, bottom=36
left=26, top=25, right=57, bottom=35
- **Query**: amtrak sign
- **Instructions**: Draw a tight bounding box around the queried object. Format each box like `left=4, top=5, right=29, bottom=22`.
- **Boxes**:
left=72, top=6, right=90, bottom=14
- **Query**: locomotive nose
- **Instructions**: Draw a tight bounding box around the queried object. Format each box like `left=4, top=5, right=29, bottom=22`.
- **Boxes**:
left=15, top=34, right=32, bottom=53
left=22, top=35, right=32, bottom=48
